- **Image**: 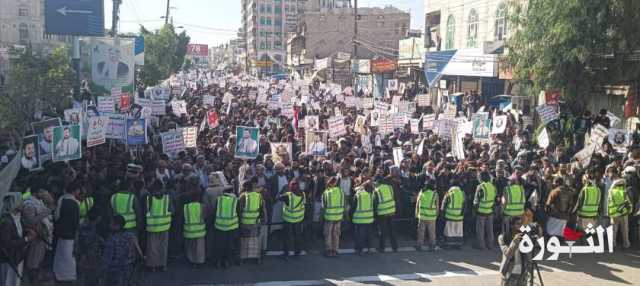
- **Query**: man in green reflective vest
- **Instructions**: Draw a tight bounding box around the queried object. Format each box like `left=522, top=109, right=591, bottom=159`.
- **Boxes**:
left=572, top=170, right=601, bottom=232
left=441, top=185, right=465, bottom=249
left=277, top=180, right=306, bottom=260
left=78, top=192, right=94, bottom=225
left=608, top=178, right=631, bottom=249
left=213, top=187, right=239, bottom=269
left=373, top=174, right=398, bottom=252
left=110, top=179, right=140, bottom=236
left=501, top=174, right=525, bottom=235
left=183, top=195, right=207, bottom=267
left=322, top=177, right=344, bottom=257
left=415, top=185, right=439, bottom=252
left=473, top=172, right=496, bottom=250
left=143, top=181, right=173, bottom=272
left=239, top=181, right=267, bottom=264
left=352, top=182, right=374, bottom=255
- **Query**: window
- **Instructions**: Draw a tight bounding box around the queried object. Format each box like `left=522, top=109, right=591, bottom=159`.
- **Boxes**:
left=260, top=4, right=265, bottom=12
left=275, top=17, right=282, bottom=27
left=260, top=41, right=266, bottom=49
left=19, top=23, right=29, bottom=43
left=495, top=3, right=508, bottom=41
left=266, top=5, right=272, bottom=13
left=467, top=9, right=479, bottom=48
left=445, top=15, right=455, bottom=50
left=275, top=6, right=282, bottom=14
left=18, top=7, right=28, bottom=17
left=266, top=18, right=272, bottom=25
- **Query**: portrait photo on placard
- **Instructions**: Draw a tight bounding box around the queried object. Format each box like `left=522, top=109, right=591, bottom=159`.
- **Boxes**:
left=52, top=125, right=82, bottom=162
left=31, top=118, right=62, bottom=162
left=235, top=126, right=260, bottom=159
left=306, top=131, right=328, bottom=156
left=21, top=135, right=41, bottom=171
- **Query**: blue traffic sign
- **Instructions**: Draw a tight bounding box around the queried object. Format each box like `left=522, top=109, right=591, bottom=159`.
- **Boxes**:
left=45, top=0, right=104, bottom=36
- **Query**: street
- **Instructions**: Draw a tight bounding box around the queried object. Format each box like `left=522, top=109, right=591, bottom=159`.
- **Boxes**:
left=147, top=243, right=640, bottom=286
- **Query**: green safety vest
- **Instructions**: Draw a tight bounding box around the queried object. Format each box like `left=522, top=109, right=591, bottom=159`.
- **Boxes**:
left=374, top=184, right=396, bottom=216
left=352, top=190, right=374, bottom=224
left=183, top=202, right=206, bottom=239
left=578, top=185, right=600, bottom=218
left=145, top=195, right=172, bottom=233
left=477, top=182, right=496, bottom=215
left=79, top=197, right=95, bottom=220
left=445, top=187, right=464, bottom=221
left=241, top=192, right=262, bottom=225
left=608, top=186, right=629, bottom=218
left=323, top=187, right=345, bottom=222
left=504, top=185, right=525, bottom=217
left=416, top=189, right=438, bottom=221
left=22, top=191, right=32, bottom=200
left=215, top=195, right=239, bottom=231
left=282, top=192, right=305, bottom=223
left=111, top=193, right=137, bottom=230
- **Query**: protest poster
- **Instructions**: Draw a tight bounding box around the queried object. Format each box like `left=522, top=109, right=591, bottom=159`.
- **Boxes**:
left=161, top=130, right=185, bottom=154
left=392, top=113, right=406, bottom=129
left=111, top=87, right=122, bottom=102
left=281, top=102, right=294, bottom=118
left=472, top=116, right=492, bottom=141
left=574, top=144, right=596, bottom=168
left=104, top=113, right=126, bottom=140
left=492, top=115, right=508, bottom=134
left=207, top=111, right=219, bottom=128
left=437, top=120, right=457, bottom=140
left=459, top=121, right=474, bottom=135
left=135, top=97, right=166, bottom=116
left=452, top=126, right=465, bottom=160
left=344, top=96, right=357, bottom=108
left=380, top=117, right=394, bottom=135
left=268, top=96, right=281, bottom=110
left=248, top=90, right=258, bottom=100
left=361, top=98, right=374, bottom=109
left=306, top=131, right=328, bottom=156
left=536, top=104, right=559, bottom=125
left=399, top=82, right=406, bottom=95
left=387, top=79, right=398, bottom=91
left=31, top=118, right=62, bottom=162
left=181, top=127, right=198, bottom=148
left=126, top=118, right=147, bottom=145
left=235, top=126, right=260, bottom=160
left=410, top=118, right=420, bottom=134
left=146, top=86, right=171, bottom=101
left=537, top=128, right=550, bottom=149
left=334, top=106, right=342, bottom=117
left=87, top=116, right=107, bottom=147
left=91, top=37, right=135, bottom=91
left=97, top=96, right=115, bottom=113
left=256, top=93, right=268, bottom=105
left=608, top=129, right=631, bottom=153
left=590, top=124, right=609, bottom=148
left=271, top=143, right=293, bottom=165
left=422, top=114, right=436, bottom=130
left=354, top=115, right=367, bottom=135
left=119, top=93, right=131, bottom=112
left=171, top=100, right=187, bottom=116
left=305, top=116, right=319, bottom=130
left=393, top=147, right=403, bottom=166
left=374, top=101, right=390, bottom=112
left=21, top=135, right=41, bottom=171
left=52, top=125, right=82, bottom=162
left=203, top=95, right=216, bottom=106
left=369, top=110, right=381, bottom=127
left=64, top=108, right=83, bottom=125
left=416, top=94, right=431, bottom=107
left=328, top=116, right=347, bottom=138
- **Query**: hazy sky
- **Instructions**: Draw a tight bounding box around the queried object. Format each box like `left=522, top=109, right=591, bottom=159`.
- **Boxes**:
left=105, top=0, right=424, bottom=46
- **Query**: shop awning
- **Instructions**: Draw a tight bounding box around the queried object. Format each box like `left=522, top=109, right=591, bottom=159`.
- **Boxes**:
left=424, top=50, right=456, bottom=88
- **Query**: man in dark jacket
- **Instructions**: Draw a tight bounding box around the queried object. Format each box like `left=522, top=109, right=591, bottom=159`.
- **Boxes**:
left=53, top=182, right=81, bottom=283
left=1, top=193, right=37, bottom=286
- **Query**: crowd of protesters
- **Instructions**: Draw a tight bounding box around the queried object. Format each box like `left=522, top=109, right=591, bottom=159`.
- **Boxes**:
left=1, top=69, right=640, bottom=286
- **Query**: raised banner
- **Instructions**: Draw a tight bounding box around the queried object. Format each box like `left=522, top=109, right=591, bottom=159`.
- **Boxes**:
left=328, top=116, right=347, bottom=138
left=97, top=96, right=115, bottom=113
left=536, top=104, right=559, bottom=125
left=181, top=127, right=197, bottom=148
left=87, top=116, right=107, bottom=147
left=161, top=130, right=185, bottom=154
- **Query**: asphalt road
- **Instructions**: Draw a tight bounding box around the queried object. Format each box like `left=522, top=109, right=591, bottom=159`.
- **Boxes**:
left=146, top=243, right=640, bottom=286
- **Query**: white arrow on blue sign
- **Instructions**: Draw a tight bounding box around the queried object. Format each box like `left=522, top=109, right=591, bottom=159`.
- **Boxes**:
left=45, top=0, right=104, bottom=36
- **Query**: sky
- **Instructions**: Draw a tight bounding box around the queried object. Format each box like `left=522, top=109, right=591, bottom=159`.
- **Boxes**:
left=105, top=0, right=424, bottom=47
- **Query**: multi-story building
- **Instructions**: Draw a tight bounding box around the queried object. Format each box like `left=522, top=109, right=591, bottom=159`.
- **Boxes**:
left=424, top=0, right=508, bottom=98
left=242, top=0, right=309, bottom=76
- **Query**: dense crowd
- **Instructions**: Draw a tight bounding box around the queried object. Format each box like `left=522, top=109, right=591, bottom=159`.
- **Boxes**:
left=1, top=69, right=639, bottom=286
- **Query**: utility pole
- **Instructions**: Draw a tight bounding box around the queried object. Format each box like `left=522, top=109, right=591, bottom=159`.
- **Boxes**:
left=111, top=0, right=121, bottom=37
left=352, top=0, right=358, bottom=89
left=165, top=0, right=171, bottom=25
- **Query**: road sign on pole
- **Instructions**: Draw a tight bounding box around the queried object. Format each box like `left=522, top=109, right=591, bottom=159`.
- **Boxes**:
left=45, top=0, right=104, bottom=36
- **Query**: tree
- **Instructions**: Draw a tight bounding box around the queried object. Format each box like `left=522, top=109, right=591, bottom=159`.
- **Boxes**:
left=138, top=25, right=190, bottom=87
left=0, top=46, right=73, bottom=142
left=507, top=0, right=640, bottom=112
